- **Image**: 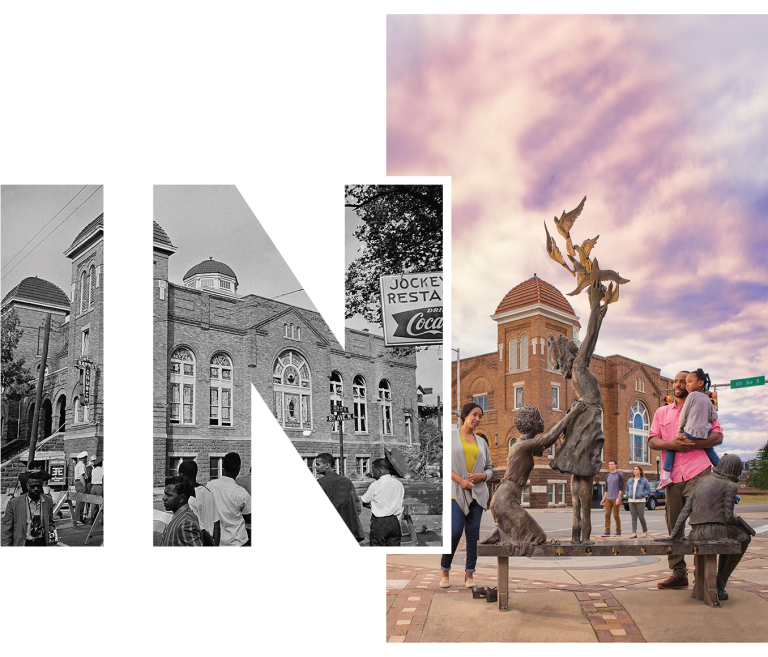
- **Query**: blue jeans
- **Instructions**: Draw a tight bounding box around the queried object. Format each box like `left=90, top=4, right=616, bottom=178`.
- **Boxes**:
left=441, top=499, right=484, bottom=573
left=663, top=431, right=719, bottom=471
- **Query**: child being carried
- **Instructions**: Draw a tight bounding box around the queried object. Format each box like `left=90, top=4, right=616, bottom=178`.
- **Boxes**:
left=659, top=368, right=719, bottom=489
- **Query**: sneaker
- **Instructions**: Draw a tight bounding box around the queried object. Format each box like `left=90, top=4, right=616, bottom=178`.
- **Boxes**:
left=657, top=476, right=673, bottom=490
left=614, top=532, right=621, bottom=536
left=601, top=532, right=610, bottom=537
left=657, top=575, right=689, bottom=589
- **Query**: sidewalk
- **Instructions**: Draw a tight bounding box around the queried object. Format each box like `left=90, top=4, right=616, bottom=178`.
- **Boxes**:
left=386, top=535, right=768, bottom=642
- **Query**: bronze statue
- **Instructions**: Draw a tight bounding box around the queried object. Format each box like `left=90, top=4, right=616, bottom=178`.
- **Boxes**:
left=544, top=196, right=629, bottom=544
left=482, top=402, right=586, bottom=555
left=658, top=454, right=754, bottom=600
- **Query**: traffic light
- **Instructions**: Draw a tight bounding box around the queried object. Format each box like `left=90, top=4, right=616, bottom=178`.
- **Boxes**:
left=709, top=390, right=718, bottom=411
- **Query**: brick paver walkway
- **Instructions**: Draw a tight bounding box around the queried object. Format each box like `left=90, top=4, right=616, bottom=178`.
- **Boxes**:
left=386, top=538, right=768, bottom=642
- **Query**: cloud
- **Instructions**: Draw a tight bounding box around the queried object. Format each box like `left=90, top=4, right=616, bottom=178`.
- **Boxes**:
left=389, top=15, right=768, bottom=459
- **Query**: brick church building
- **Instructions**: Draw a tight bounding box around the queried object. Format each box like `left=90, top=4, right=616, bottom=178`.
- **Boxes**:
left=1, top=214, right=104, bottom=488
left=451, top=275, right=673, bottom=509
left=153, top=222, right=420, bottom=486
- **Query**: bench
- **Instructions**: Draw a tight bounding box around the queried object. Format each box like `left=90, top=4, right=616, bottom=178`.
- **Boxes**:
left=477, top=540, right=743, bottom=610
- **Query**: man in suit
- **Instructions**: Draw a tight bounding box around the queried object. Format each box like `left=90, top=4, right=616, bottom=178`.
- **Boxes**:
left=2, top=471, right=55, bottom=546
left=316, top=453, right=364, bottom=542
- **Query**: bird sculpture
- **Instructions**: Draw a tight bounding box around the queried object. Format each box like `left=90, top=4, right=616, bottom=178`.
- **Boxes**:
left=544, top=196, right=629, bottom=306
left=565, top=257, right=629, bottom=297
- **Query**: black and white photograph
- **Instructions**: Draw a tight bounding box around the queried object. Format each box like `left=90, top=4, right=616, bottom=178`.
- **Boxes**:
left=1, top=185, right=104, bottom=546
left=152, top=184, right=444, bottom=547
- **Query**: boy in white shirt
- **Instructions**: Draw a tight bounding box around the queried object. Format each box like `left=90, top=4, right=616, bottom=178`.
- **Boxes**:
left=361, top=459, right=404, bottom=546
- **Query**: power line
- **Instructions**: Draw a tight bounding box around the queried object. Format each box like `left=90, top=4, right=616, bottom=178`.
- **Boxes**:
left=0, top=184, right=104, bottom=288
left=271, top=288, right=305, bottom=300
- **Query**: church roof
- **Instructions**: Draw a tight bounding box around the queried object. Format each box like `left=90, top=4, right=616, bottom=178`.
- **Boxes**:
left=153, top=221, right=176, bottom=251
left=2, top=277, right=70, bottom=309
left=183, top=258, right=238, bottom=285
left=67, top=213, right=103, bottom=252
left=495, top=275, right=576, bottom=317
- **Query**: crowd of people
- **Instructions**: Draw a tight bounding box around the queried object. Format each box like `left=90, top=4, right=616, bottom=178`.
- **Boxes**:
left=159, top=451, right=251, bottom=547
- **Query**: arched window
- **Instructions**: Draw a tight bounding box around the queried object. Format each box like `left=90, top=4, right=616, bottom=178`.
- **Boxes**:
left=353, top=375, right=367, bottom=433
left=520, top=335, right=529, bottom=370
left=273, top=350, right=312, bottom=430
left=210, top=353, right=233, bottom=427
left=329, top=371, right=343, bottom=432
left=170, top=347, right=195, bottom=425
left=88, top=265, right=96, bottom=308
left=79, top=270, right=87, bottom=314
left=284, top=323, right=289, bottom=338
left=379, top=380, right=393, bottom=435
left=629, top=400, right=650, bottom=463
left=508, top=337, right=517, bottom=372
left=547, top=335, right=555, bottom=371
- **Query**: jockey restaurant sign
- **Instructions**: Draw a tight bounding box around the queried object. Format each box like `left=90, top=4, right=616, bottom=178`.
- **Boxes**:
left=379, top=272, right=443, bottom=347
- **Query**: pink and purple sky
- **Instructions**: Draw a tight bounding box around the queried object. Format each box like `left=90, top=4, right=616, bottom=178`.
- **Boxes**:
left=387, top=15, right=768, bottom=460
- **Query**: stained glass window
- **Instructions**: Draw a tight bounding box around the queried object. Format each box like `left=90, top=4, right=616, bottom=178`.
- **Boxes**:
left=353, top=375, right=367, bottom=433
left=329, top=372, right=343, bottom=432
left=89, top=266, right=96, bottom=308
left=629, top=400, right=650, bottom=463
left=273, top=350, right=312, bottom=430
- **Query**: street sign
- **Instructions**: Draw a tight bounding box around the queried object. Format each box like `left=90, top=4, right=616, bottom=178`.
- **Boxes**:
left=731, top=376, right=765, bottom=389
left=326, top=413, right=356, bottom=422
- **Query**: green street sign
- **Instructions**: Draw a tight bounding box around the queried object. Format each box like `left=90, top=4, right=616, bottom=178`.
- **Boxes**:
left=731, top=376, right=765, bottom=389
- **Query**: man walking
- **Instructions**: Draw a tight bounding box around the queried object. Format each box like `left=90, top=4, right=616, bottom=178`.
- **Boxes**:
left=179, top=460, right=220, bottom=546
left=600, top=460, right=624, bottom=536
left=73, top=451, right=88, bottom=525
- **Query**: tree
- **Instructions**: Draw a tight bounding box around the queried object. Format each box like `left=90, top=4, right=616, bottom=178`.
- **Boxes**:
left=412, top=417, right=443, bottom=476
left=345, top=185, right=443, bottom=326
left=1, top=308, right=33, bottom=404
left=748, top=440, right=768, bottom=490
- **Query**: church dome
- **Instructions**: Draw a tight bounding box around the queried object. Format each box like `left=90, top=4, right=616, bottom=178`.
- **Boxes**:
left=2, top=276, right=70, bottom=309
left=183, top=258, right=238, bottom=285
left=495, top=275, right=576, bottom=317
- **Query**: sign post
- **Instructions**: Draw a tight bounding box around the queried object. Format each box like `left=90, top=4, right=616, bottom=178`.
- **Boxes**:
left=326, top=404, right=356, bottom=476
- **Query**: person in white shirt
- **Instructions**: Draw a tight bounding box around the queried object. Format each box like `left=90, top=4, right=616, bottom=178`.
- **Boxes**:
left=360, top=459, right=404, bottom=546
left=206, top=452, right=251, bottom=547
left=73, top=451, right=88, bottom=525
left=88, top=457, right=104, bottom=524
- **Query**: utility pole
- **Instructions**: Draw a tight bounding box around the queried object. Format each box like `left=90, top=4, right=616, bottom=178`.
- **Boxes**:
left=28, top=313, right=51, bottom=466
left=452, top=347, right=460, bottom=427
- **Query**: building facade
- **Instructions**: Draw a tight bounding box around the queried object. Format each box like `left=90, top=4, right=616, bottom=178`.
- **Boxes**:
left=153, top=222, right=420, bottom=486
left=1, top=214, right=104, bottom=487
left=452, top=275, right=673, bottom=509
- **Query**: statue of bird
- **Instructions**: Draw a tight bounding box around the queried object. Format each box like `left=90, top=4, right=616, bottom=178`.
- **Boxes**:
left=544, top=221, right=574, bottom=274
left=566, top=257, right=629, bottom=296
left=554, top=195, right=586, bottom=241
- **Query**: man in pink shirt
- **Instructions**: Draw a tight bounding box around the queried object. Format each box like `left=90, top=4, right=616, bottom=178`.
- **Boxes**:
left=648, top=370, right=723, bottom=589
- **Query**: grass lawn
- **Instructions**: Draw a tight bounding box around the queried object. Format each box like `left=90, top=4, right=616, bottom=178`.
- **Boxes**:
left=739, top=494, right=768, bottom=504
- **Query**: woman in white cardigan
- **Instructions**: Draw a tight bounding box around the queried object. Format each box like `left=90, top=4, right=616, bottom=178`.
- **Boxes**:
left=440, top=402, right=494, bottom=589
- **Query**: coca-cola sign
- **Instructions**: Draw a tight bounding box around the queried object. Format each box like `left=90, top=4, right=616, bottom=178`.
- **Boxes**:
left=380, top=272, right=443, bottom=346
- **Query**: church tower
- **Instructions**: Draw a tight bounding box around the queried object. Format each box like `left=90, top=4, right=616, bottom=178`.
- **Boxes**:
left=490, top=274, right=580, bottom=438
left=63, top=213, right=104, bottom=463
left=153, top=221, right=177, bottom=480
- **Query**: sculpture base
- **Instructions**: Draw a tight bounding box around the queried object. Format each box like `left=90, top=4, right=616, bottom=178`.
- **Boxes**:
left=476, top=540, right=742, bottom=611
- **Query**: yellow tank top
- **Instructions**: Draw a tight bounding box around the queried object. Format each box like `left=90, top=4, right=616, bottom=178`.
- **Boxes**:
left=452, top=432, right=480, bottom=500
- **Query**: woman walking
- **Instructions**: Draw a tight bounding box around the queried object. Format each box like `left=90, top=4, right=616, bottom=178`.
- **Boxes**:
left=625, top=465, right=650, bottom=538
left=440, top=402, right=493, bottom=588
